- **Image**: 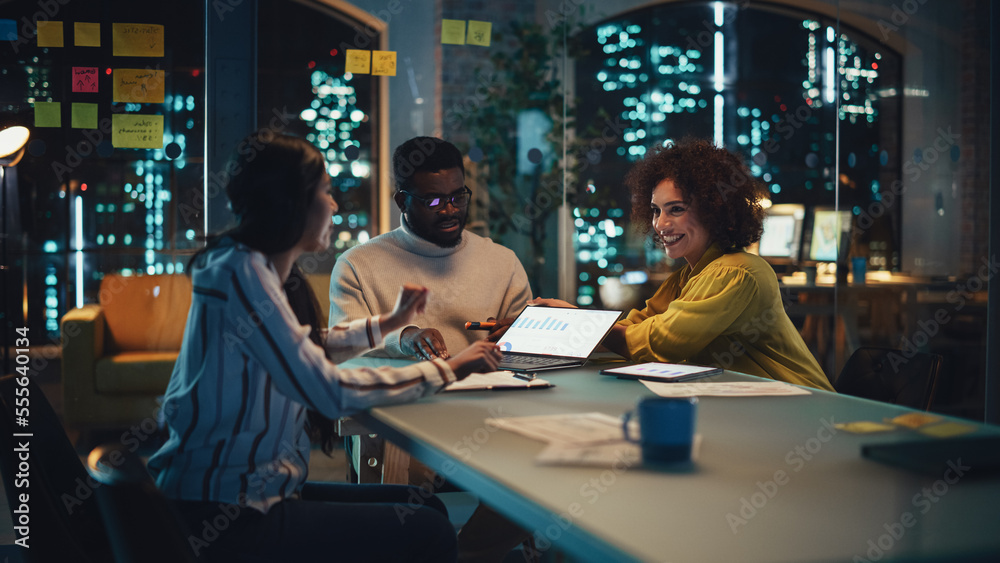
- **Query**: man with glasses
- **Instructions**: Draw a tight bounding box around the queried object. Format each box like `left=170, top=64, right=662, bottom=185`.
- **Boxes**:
left=329, top=136, right=531, bottom=360
left=329, top=137, right=534, bottom=560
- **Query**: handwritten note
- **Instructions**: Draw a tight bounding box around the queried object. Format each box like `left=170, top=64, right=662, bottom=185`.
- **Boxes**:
left=36, top=21, right=63, bottom=47
left=467, top=20, right=492, bottom=47
left=441, top=19, right=466, bottom=45
left=74, top=22, right=100, bottom=47
left=112, top=23, right=164, bottom=57
left=72, top=67, right=99, bottom=93
left=113, top=69, right=165, bottom=103
left=372, top=50, right=396, bottom=76
left=345, top=49, right=370, bottom=74
left=112, top=114, right=163, bottom=149
left=34, top=102, right=61, bottom=127
left=0, top=19, right=18, bottom=41
left=71, top=103, right=98, bottom=129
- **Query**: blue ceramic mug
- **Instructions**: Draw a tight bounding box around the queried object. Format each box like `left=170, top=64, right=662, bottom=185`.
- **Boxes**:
left=622, top=397, right=698, bottom=463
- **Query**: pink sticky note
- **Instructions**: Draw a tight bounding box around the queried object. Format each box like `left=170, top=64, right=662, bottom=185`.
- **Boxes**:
left=72, top=67, right=99, bottom=93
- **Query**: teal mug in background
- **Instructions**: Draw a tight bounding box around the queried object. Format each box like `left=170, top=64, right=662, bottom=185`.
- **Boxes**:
left=622, top=397, right=698, bottom=464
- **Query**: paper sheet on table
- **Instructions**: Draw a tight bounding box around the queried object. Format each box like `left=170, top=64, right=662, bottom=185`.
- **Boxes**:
left=536, top=435, right=703, bottom=468
left=536, top=440, right=641, bottom=467
left=641, top=380, right=811, bottom=397
left=444, top=371, right=552, bottom=392
left=487, top=412, right=624, bottom=444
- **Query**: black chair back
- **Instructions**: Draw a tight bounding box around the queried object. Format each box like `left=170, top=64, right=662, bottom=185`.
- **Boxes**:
left=0, top=374, right=112, bottom=562
left=834, top=346, right=943, bottom=411
left=86, top=443, right=202, bottom=563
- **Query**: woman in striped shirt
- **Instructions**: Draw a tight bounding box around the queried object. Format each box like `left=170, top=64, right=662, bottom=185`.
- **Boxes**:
left=148, top=130, right=501, bottom=562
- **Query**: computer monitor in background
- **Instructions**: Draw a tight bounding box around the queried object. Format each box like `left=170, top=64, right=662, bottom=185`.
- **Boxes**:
left=805, top=208, right=853, bottom=263
left=758, top=204, right=805, bottom=266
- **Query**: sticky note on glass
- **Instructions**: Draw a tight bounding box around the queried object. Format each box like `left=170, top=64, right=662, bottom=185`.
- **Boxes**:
left=72, top=67, right=99, bottom=93
left=372, top=50, right=396, bottom=76
left=0, top=19, right=18, bottom=41
left=345, top=49, right=370, bottom=74
left=71, top=103, right=98, bottom=129
left=34, top=102, right=61, bottom=127
left=441, top=19, right=466, bottom=45
left=112, top=114, right=163, bottom=149
left=113, top=69, right=165, bottom=103
left=113, top=23, right=164, bottom=57
left=37, top=21, right=64, bottom=47
left=919, top=422, right=977, bottom=438
left=467, top=21, right=491, bottom=47
left=75, top=22, right=100, bottom=47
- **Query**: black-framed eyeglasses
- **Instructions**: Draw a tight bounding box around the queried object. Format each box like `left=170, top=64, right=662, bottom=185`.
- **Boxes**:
left=400, top=187, right=472, bottom=211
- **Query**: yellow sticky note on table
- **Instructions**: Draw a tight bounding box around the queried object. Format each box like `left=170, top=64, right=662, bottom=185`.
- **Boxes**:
left=34, top=102, right=61, bottom=127
left=919, top=422, right=977, bottom=438
left=467, top=20, right=491, bottom=47
left=441, top=19, right=466, bottom=45
left=888, top=413, right=942, bottom=429
left=112, top=23, right=164, bottom=57
left=37, top=21, right=64, bottom=47
left=834, top=421, right=898, bottom=434
left=75, top=22, right=100, bottom=47
left=345, top=49, right=370, bottom=74
left=112, top=114, right=163, bottom=149
left=71, top=103, right=99, bottom=129
left=372, top=50, right=396, bottom=76
left=113, top=69, right=166, bottom=103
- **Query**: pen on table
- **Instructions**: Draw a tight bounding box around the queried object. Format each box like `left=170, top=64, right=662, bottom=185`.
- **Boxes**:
left=511, top=372, right=536, bottom=382
left=465, top=321, right=497, bottom=330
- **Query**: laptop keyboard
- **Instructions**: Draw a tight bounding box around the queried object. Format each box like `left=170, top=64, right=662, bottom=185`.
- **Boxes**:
left=501, top=353, right=568, bottom=366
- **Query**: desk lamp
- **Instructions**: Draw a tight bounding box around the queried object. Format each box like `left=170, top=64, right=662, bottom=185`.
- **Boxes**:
left=1, top=125, right=30, bottom=376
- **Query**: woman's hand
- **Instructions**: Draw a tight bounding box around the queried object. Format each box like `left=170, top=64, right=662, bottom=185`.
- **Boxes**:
left=528, top=297, right=577, bottom=308
left=381, top=284, right=429, bottom=335
left=400, top=327, right=449, bottom=360
left=445, top=340, right=503, bottom=380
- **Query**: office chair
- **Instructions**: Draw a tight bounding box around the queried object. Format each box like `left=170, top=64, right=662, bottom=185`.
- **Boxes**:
left=833, top=346, right=943, bottom=411
left=0, top=374, right=113, bottom=562
left=86, top=443, right=203, bottom=563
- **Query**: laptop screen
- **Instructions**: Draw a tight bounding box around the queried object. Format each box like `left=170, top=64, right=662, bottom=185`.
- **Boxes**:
left=498, top=306, right=621, bottom=359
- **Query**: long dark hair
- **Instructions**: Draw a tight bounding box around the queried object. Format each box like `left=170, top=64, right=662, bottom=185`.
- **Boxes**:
left=191, top=130, right=340, bottom=455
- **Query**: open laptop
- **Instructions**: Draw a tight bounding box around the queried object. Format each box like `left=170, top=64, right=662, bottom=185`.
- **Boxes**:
left=496, top=306, right=621, bottom=372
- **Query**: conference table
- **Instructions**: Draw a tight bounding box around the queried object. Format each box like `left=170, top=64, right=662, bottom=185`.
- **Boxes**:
left=344, top=357, right=1000, bottom=562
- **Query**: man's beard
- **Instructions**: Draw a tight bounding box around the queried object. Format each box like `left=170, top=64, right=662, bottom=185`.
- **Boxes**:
left=407, top=213, right=467, bottom=248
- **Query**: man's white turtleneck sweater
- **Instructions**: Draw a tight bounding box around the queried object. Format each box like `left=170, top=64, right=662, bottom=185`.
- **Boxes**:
left=329, top=218, right=532, bottom=356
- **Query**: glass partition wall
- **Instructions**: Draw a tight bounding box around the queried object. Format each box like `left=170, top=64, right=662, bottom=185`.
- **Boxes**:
left=1, top=0, right=992, bottom=430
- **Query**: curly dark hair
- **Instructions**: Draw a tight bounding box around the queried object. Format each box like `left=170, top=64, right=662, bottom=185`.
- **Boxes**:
left=626, top=138, right=767, bottom=251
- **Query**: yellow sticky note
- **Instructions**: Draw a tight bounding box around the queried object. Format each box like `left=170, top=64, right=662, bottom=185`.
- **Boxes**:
left=441, top=19, right=466, bottom=45
left=112, top=69, right=166, bottom=103
left=34, top=101, right=61, bottom=127
left=467, top=20, right=491, bottom=47
left=112, top=23, right=164, bottom=57
left=372, top=50, right=396, bottom=76
left=345, top=49, right=370, bottom=74
left=36, top=21, right=64, bottom=47
left=888, top=413, right=942, bottom=429
left=919, top=422, right=977, bottom=438
left=71, top=103, right=99, bottom=129
left=112, top=114, right=163, bottom=149
left=834, top=421, right=898, bottom=434
left=75, top=22, right=100, bottom=47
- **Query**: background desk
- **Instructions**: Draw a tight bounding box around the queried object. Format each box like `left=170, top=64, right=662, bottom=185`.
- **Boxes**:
left=345, top=359, right=1000, bottom=562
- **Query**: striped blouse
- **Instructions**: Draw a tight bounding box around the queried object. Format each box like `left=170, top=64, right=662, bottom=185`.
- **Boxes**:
left=147, top=239, right=455, bottom=512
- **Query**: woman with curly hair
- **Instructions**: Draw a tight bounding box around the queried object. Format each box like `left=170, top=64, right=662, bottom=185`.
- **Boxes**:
left=533, top=138, right=832, bottom=391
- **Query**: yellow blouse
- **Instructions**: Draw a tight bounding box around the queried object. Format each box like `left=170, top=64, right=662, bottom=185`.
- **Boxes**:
left=621, top=245, right=834, bottom=391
